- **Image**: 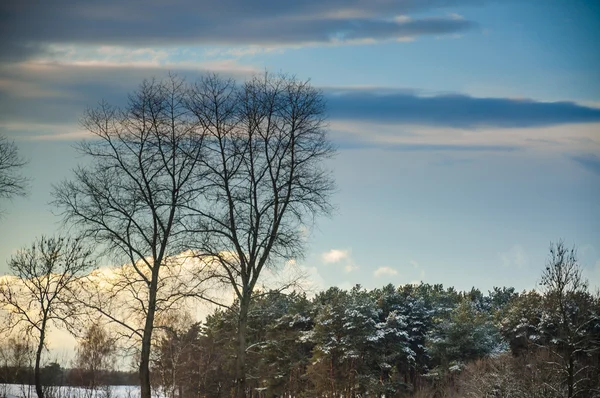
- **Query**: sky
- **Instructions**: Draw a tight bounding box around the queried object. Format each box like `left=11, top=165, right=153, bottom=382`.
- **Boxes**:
left=0, top=0, right=599, bottom=301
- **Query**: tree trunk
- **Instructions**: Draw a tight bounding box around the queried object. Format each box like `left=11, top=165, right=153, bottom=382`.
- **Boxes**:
left=35, top=319, right=46, bottom=398
left=140, top=276, right=159, bottom=398
left=235, top=292, right=251, bottom=398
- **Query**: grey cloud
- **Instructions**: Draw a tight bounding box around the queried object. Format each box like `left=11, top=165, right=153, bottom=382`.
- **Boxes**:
left=0, top=0, right=477, bottom=61
left=337, top=141, right=520, bottom=152
left=326, top=89, right=600, bottom=128
left=0, top=64, right=253, bottom=131
left=4, top=65, right=596, bottom=144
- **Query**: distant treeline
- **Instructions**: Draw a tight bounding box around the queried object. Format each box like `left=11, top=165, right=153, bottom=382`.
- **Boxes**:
left=0, top=365, right=137, bottom=388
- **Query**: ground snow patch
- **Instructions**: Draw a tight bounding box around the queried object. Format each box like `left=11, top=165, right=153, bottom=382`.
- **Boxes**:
left=1, top=384, right=158, bottom=398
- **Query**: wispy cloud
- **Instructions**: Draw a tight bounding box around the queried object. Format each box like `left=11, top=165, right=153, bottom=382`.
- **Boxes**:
left=373, top=266, right=398, bottom=277
left=330, top=117, right=599, bottom=156
left=337, top=142, right=520, bottom=152
left=499, top=244, right=529, bottom=269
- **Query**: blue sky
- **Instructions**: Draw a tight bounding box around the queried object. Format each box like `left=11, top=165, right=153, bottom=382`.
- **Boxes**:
left=1, top=0, right=599, bottom=294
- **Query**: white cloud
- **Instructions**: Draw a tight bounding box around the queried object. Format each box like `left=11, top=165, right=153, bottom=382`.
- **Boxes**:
left=259, top=259, right=327, bottom=297
left=322, top=249, right=350, bottom=263
left=394, top=15, right=412, bottom=23
left=374, top=266, right=398, bottom=277
left=344, top=263, right=359, bottom=272
left=321, top=248, right=358, bottom=272
left=329, top=117, right=600, bottom=155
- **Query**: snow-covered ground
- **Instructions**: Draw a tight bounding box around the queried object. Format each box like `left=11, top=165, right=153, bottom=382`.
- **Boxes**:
left=0, top=384, right=152, bottom=398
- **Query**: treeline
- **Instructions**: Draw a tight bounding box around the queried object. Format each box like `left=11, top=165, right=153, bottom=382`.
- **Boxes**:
left=0, top=362, right=136, bottom=388
left=1, top=244, right=599, bottom=397
left=151, top=246, right=600, bottom=397
left=0, top=321, right=136, bottom=391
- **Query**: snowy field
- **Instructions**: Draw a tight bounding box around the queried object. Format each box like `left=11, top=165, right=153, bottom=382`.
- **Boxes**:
left=0, top=384, right=155, bottom=398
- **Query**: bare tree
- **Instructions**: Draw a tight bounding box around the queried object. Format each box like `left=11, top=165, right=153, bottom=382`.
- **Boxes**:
left=187, top=73, right=335, bottom=397
left=540, top=241, right=600, bottom=398
left=74, top=322, right=117, bottom=392
left=0, top=336, right=34, bottom=394
left=0, top=135, right=28, bottom=209
left=53, top=75, right=212, bottom=398
left=0, top=236, right=95, bottom=398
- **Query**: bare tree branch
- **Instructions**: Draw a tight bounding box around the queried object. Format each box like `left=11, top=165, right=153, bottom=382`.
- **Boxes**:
left=0, top=135, right=28, bottom=213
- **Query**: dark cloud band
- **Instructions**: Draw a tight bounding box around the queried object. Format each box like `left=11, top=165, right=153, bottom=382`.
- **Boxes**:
left=0, top=0, right=475, bottom=61
left=1, top=65, right=598, bottom=136
left=326, top=90, right=600, bottom=128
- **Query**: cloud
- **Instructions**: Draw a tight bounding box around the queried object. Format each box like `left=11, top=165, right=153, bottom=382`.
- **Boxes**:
left=0, top=61, right=258, bottom=135
left=500, top=244, right=529, bottom=269
left=570, top=154, right=600, bottom=176
left=337, top=142, right=519, bottom=152
left=326, top=89, right=600, bottom=129
left=321, top=249, right=358, bottom=272
left=0, top=1, right=478, bottom=61
left=321, top=249, right=350, bottom=263
left=259, top=259, right=327, bottom=297
left=3, top=62, right=599, bottom=153
left=373, top=266, right=398, bottom=277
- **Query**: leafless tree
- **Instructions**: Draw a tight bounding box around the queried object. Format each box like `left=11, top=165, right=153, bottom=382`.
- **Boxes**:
left=0, top=336, right=35, bottom=395
left=74, top=322, right=117, bottom=392
left=540, top=241, right=600, bottom=398
left=0, top=236, right=95, bottom=398
left=186, top=73, right=335, bottom=397
left=52, top=75, right=215, bottom=398
left=0, top=134, right=28, bottom=210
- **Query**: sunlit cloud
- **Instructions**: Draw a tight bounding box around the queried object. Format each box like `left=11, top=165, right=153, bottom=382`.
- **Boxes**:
left=373, top=266, right=398, bottom=277
left=322, top=249, right=350, bottom=264
left=330, top=119, right=600, bottom=159
left=321, top=249, right=358, bottom=272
